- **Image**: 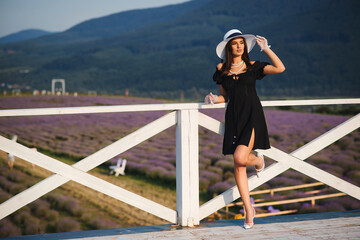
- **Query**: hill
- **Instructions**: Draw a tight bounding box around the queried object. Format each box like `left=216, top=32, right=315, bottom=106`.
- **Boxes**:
left=0, top=29, right=52, bottom=44
left=38, top=0, right=211, bottom=44
left=0, top=0, right=359, bottom=98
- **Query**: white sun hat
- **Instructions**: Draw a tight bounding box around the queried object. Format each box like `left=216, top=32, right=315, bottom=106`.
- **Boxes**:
left=216, top=29, right=256, bottom=59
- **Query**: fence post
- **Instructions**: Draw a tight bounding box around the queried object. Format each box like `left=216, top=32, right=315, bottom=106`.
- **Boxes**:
left=176, top=109, right=199, bottom=227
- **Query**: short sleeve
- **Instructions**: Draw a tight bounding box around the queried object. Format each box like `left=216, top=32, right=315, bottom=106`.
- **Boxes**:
left=213, top=68, right=224, bottom=85
left=253, top=61, right=270, bottom=80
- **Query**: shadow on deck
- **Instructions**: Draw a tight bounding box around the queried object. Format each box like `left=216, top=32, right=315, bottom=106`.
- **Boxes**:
left=5, top=210, right=360, bottom=240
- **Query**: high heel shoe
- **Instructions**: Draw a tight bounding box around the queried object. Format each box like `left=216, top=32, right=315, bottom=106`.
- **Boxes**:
left=243, top=206, right=255, bottom=229
left=255, top=152, right=265, bottom=178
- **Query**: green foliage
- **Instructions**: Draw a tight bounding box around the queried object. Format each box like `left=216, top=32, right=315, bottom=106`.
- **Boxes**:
left=0, top=0, right=359, bottom=98
left=314, top=105, right=360, bottom=116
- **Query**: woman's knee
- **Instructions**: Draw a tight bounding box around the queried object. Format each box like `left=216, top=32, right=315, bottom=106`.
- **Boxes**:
left=234, top=153, right=248, bottom=167
left=234, top=145, right=250, bottom=166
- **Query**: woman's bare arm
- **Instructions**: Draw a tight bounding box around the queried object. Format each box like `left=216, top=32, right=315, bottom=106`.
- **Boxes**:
left=256, top=36, right=285, bottom=74
left=262, top=48, right=285, bottom=74
left=216, top=84, right=228, bottom=103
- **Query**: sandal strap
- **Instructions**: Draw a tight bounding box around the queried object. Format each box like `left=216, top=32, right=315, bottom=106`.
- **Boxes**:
left=255, top=153, right=265, bottom=171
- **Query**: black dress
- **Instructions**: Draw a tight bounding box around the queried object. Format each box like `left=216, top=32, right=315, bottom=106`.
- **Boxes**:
left=213, top=61, right=271, bottom=155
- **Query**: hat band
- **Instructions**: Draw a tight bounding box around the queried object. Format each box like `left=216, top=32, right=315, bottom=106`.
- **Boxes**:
left=226, top=32, right=243, bottom=40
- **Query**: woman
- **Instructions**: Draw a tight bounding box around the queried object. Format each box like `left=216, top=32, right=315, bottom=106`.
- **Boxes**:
left=205, top=29, right=285, bottom=229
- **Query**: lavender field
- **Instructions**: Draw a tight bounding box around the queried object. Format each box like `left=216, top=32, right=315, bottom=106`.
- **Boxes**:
left=1, top=95, right=359, bottom=194
left=0, top=95, right=359, bottom=236
left=0, top=149, right=178, bottom=237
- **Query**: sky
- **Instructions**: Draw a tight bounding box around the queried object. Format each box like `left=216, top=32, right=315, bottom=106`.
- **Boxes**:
left=0, top=0, right=191, bottom=38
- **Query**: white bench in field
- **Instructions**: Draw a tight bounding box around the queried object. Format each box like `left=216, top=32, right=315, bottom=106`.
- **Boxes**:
left=109, top=158, right=127, bottom=176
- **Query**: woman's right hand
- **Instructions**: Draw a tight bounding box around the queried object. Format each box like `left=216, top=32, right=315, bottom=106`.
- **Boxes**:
left=204, top=92, right=218, bottom=104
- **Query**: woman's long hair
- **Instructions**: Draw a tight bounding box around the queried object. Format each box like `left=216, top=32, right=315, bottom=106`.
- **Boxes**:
left=221, top=37, right=252, bottom=75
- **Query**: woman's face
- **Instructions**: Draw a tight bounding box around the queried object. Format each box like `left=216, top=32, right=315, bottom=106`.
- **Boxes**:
left=230, top=37, right=245, bottom=58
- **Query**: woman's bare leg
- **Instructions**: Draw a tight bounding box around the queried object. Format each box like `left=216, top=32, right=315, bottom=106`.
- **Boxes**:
left=233, top=129, right=264, bottom=223
left=244, top=130, right=264, bottom=169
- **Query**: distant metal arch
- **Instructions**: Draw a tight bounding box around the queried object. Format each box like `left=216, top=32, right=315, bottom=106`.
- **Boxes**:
left=51, top=79, right=65, bottom=95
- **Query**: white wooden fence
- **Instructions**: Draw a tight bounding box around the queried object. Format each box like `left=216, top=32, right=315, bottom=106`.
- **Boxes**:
left=0, top=98, right=359, bottom=227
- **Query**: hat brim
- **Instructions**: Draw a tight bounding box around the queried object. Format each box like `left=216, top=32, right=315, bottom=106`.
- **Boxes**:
left=216, top=34, right=256, bottom=59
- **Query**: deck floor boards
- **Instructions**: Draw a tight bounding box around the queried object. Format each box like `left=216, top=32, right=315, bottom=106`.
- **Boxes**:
left=6, top=210, right=360, bottom=240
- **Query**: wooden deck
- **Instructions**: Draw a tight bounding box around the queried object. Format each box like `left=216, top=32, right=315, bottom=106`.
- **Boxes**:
left=6, top=210, right=360, bottom=240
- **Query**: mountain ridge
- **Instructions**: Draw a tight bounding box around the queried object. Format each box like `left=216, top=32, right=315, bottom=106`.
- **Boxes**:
left=0, top=29, right=53, bottom=44
left=0, top=0, right=359, bottom=98
left=17, top=0, right=211, bottom=45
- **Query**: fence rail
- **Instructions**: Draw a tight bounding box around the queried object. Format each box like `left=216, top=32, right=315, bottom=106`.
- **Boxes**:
left=250, top=182, right=325, bottom=196
left=0, top=98, right=359, bottom=227
left=1, top=98, right=359, bottom=117
left=224, top=182, right=347, bottom=218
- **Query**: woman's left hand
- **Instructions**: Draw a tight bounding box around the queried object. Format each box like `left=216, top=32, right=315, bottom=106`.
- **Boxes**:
left=255, top=35, right=270, bottom=51
left=256, top=35, right=286, bottom=74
